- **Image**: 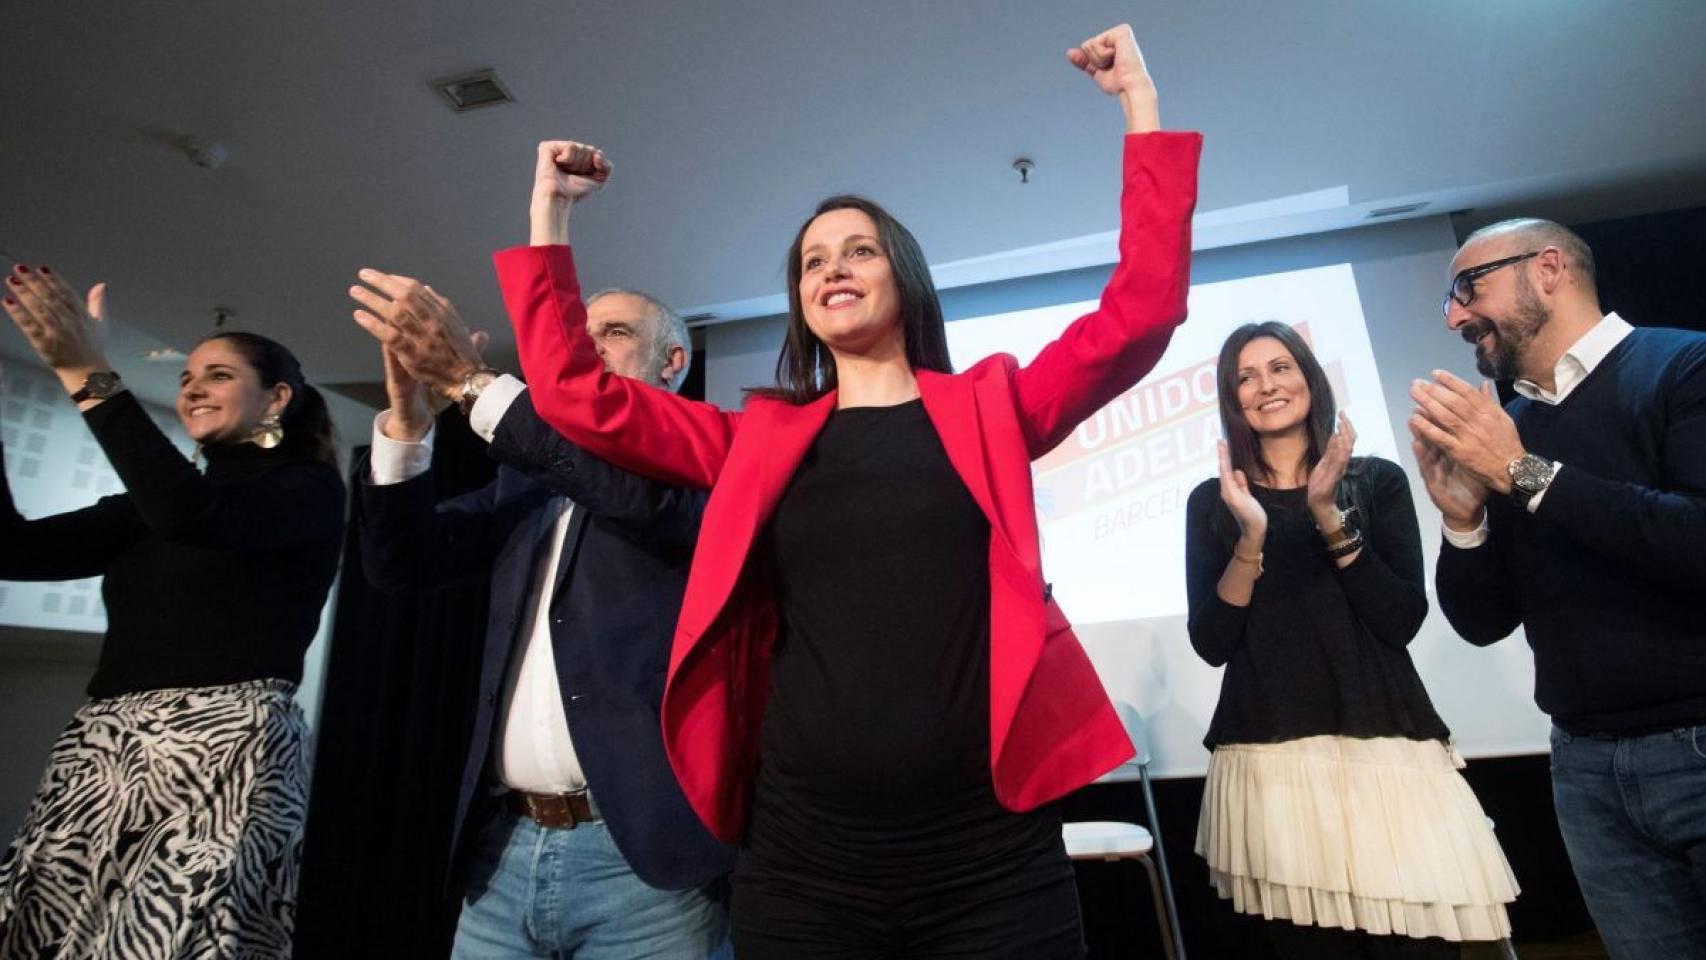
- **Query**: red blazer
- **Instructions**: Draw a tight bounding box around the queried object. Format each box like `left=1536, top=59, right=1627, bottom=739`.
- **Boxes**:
left=496, top=131, right=1202, bottom=842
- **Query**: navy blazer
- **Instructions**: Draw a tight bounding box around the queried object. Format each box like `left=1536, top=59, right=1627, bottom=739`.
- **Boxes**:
left=354, top=394, right=733, bottom=890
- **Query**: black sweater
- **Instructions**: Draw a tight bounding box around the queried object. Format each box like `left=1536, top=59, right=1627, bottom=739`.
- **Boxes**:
left=0, top=391, right=345, bottom=697
left=1185, top=456, right=1449, bottom=748
left=1436, top=326, right=1706, bottom=736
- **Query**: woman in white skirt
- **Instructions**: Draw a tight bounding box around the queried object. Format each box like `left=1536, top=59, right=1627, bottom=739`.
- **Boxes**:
left=1183, top=321, right=1517, bottom=959
left=0, top=265, right=345, bottom=958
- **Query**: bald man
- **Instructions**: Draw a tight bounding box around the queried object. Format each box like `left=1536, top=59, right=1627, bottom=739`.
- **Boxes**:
left=1409, top=218, right=1706, bottom=959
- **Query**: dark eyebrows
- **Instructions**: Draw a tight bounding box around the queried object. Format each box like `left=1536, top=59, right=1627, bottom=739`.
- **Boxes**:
left=179, top=362, right=238, bottom=383
left=798, top=233, right=880, bottom=257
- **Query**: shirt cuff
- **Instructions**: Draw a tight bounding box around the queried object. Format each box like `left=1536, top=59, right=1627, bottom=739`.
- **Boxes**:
left=368, top=412, right=435, bottom=485
left=1526, top=462, right=1563, bottom=514
left=468, top=374, right=527, bottom=444
left=1441, top=510, right=1490, bottom=549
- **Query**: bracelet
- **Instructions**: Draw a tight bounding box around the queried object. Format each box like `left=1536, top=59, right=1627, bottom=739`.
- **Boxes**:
left=1232, top=550, right=1264, bottom=577
left=1324, top=530, right=1365, bottom=560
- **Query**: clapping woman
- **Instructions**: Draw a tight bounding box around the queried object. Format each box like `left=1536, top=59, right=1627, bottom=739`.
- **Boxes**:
left=0, top=265, right=344, bottom=959
left=1184, top=321, right=1517, bottom=959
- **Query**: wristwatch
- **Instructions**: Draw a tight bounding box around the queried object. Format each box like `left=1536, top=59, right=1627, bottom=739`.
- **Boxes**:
left=456, top=368, right=499, bottom=417
left=70, top=371, right=123, bottom=404
left=1507, top=453, right=1556, bottom=509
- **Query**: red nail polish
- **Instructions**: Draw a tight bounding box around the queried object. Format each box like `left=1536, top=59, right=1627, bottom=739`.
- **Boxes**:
left=38, top=266, right=51, bottom=275
left=13, top=264, right=28, bottom=274
left=3, top=298, right=14, bottom=306
left=6, top=277, right=20, bottom=286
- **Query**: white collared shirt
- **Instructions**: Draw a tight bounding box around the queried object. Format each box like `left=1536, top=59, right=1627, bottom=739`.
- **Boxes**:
left=368, top=375, right=586, bottom=793
left=1443, top=313, right=1633, bottom=548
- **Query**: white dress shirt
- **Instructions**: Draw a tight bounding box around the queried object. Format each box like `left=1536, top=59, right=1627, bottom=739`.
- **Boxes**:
left=368, top=374, right=586, bottom=793
left=1442, top=313, right=1634, bottom=548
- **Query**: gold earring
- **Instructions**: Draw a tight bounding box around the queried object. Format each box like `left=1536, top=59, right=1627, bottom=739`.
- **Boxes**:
left=255, top=413, right=284, bottom=449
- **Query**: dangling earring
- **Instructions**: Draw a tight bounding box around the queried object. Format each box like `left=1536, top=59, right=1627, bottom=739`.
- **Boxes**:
left=254, top=412, right=284, bottom=449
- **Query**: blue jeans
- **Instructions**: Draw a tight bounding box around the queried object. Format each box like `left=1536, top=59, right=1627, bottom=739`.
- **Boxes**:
left=1550, top=725, right=1706, bottom=959
left=452, top=811, right=730, bottom=960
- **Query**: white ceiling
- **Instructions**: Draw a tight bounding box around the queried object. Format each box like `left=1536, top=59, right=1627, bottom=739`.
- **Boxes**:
left=4, top=0, right=1705, bottom=420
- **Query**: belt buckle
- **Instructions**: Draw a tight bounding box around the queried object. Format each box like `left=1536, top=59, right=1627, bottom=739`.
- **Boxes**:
left=517, top=790, right=595, bottom=830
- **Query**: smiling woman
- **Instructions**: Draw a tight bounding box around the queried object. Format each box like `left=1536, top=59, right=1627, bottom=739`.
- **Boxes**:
left=0, top=266, right=344, bottom=959
left=463, top=22, right=1200, bottom=960
left=1184, top=321, right=1517, bottom=958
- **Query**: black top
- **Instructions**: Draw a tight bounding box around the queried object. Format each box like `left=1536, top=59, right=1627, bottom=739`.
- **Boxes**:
left=1184, top=456, right=1449, bottom=748
left=742, top=399, right=1062, bottom=895
left=0, top=390, right=346, bottom=698
left=1437, top=327, right=1706, bottom=735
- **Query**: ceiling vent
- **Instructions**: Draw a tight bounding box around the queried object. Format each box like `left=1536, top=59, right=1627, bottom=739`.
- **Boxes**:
left=1366, top=201, right=1428, bottom=219
left=432, top=69, right=515, bottom=112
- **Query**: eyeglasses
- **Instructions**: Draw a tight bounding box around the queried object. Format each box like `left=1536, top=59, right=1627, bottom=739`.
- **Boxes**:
left=1442, top=251, right=1540, bottom=316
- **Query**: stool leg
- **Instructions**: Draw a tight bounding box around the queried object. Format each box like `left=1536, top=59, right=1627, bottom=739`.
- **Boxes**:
left=1136, top=854, right=1178, bottom=960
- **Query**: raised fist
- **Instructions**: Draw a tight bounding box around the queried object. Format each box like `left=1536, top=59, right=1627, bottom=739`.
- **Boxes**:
left=533, top=140, right=612, bottom=206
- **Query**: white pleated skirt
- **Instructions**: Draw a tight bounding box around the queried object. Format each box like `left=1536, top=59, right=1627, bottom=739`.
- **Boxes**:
left=1195, top=735, right=1518, bottom=942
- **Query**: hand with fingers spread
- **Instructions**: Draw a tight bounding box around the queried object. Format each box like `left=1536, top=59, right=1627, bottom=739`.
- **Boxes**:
left=1411, top=434, right=1489, bottom=532
left=2, top=264, right=114, bottom=395
left=1217, top=439, right=1267, bottom=548
left=350, top=269, right=487, bottom=403
left=1306, top=411, right=1357, bottom=529
left=530, top=140, right=611, bottom=246
left=1066, top=23, right=1160, bottom=133
left=1407, top=370, right=1525, bottom=493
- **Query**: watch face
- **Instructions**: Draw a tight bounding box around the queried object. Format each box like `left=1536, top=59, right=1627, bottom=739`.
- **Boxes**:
left=83, top=372, right=122, bottom=398
left=1511, top=455, right=1553, bottom=492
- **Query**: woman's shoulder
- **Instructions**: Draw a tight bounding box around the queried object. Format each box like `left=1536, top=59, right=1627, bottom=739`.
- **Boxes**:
left=1348, top=454, right=1407, bottom=486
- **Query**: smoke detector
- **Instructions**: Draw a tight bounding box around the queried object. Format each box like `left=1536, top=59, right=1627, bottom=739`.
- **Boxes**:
left=431, top=69, right=516, bottom=112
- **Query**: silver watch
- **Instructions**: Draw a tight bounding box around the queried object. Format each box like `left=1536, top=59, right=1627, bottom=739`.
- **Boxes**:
left=1507, top=453, right=1555, bottom=509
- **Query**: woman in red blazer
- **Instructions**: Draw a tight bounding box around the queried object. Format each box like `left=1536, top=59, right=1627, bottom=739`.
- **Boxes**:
left=473, top=24, right=1197, bottom=958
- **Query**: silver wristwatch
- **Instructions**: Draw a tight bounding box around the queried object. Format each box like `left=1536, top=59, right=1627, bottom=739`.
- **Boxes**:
left=1507, top=453, right=1555, bottom=510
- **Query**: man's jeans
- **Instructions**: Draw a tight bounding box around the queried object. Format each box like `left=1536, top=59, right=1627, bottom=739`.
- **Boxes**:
left=452, top=811, right=729, bottom=960
left=1550, top=725, right=1706, bottom=959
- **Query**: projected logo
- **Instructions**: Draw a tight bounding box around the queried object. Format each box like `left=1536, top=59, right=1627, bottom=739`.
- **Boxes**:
left=945, top=263, right=1398, bottom=623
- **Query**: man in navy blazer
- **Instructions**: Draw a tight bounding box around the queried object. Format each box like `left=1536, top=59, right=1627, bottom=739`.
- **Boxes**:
left=350, top=272, right=731, bottom=960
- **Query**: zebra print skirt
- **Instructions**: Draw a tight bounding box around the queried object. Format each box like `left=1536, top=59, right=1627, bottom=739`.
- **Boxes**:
left=0, top=679, right=310, bottom=959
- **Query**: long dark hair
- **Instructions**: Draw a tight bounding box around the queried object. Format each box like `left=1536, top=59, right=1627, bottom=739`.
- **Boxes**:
left=1215, top=321, right=1336, bottom=484
left=199, top=331, right=338, bottom=466
left=752, top=195, right=952, bottom=404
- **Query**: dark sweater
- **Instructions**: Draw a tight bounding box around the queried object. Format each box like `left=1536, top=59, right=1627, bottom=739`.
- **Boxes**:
left=1436, top=326, right=1706, bottom=736
left=743, top=399, right=1062, bottom=896
left=1185, top=456, right=1449, bottom=748
left=0, top=390, right=345, bottom=697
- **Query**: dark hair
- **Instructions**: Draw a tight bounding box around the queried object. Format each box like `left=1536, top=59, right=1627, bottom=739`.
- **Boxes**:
left=753, top=195, right=952, bottom=404
left=1215, top=321, right=1336, bottom=484
left=198, top=331, right=338, bottom=466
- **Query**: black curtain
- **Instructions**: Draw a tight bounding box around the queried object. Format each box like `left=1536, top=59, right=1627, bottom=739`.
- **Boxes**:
left=294, top=407, right=498, bottom=959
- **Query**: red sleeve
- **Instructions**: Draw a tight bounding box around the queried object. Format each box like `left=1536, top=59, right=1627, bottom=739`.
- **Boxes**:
left=1011, top=131, right=1202, bottom=458
left=493, top=244, right=740, bottom=490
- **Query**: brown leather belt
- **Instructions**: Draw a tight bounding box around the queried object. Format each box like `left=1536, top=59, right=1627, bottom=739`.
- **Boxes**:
left=506, top=790, right=600, bottom=830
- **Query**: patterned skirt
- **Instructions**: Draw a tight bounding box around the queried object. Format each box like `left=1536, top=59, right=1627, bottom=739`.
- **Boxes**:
left=1196, top=735, right=1519, bottom=942
left=0, top=679, right=310, bottom=959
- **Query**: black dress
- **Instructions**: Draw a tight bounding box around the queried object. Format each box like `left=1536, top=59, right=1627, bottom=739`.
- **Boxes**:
left=730, top=399, right=1082, bottom=960
left=0, top=390, right=345, bottom=959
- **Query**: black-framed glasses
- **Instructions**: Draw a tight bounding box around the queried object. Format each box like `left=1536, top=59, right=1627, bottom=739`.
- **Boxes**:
left=1442, top=251, right=1540, bottom=316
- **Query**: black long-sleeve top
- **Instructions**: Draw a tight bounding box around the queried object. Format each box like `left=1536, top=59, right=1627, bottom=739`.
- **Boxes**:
left=1436, top=327, right=1706, bottom=736
left=0, top=391, right=345, bottom=697
left=1184, top=456, right=1449, bottom=748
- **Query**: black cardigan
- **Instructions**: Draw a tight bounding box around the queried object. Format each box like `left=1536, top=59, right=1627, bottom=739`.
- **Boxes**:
left=0, top=391, right=345, bottom=697
left=1184, top=456, right=1450, bottom=748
